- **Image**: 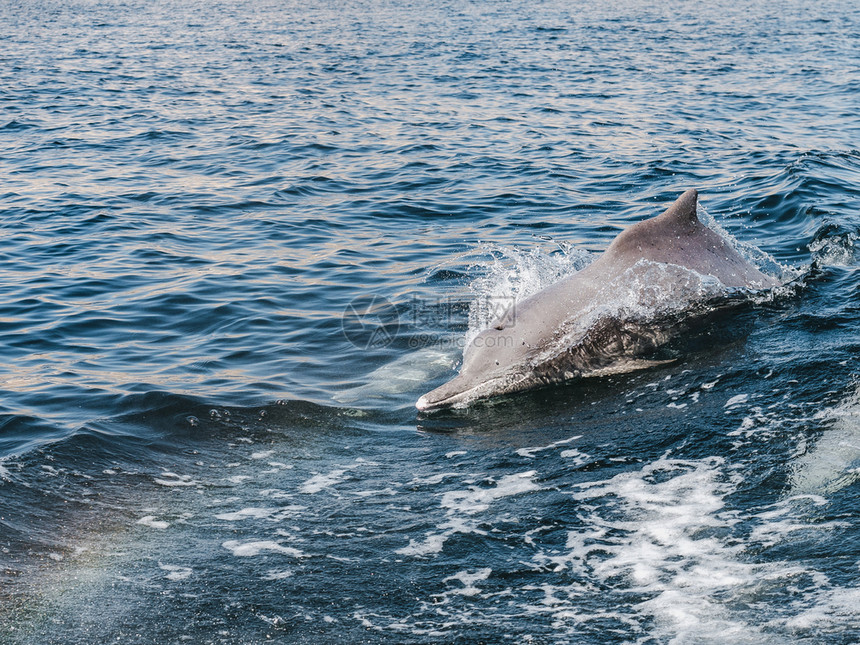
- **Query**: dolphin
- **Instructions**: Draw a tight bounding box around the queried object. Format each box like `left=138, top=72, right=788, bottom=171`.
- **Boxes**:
left=416, top=189, right=778, bottom=411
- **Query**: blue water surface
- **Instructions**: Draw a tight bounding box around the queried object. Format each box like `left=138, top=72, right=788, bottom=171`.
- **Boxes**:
left=1, top=0, right=859, bottom=643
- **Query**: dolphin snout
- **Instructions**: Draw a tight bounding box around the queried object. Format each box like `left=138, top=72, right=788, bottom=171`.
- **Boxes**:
left=415, top=394, right=434, bottom=411
left=415, top=374, right=471, bottom=411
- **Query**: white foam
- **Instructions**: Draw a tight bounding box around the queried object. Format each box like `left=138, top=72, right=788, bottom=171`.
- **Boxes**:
left=441, top=471, right=539, bottom=516
left=137, top=515, right=170, bottom=529
left=516, top=435, right=582, bottom=459
left=725, top=393, right=749, bottom=408
left=159, top=564, right=192, bottom=581
left=153, top=472, right=198, bottom=487
left=534, top=457, right=771, bottom=641
left=261, top=462, right=294, bottom=474
left=523, top=451, right=860, bottom=643
left=215, top=507, right=276, bottom=521
left=222, top=540, right=305, bottom=558
left=749, top=498, right=848, bottom=548
left=442, top=568, right=492, bottom=597
left=259, top=489, right=291, bottom=499
left=407, top=472, right=461, bottom=486
left=300, top=469, right=348, bottom=494
left=559, top=448, right=589, bottom=467
left=262, top=569, right=294, bottom=580
left=397, top=533, right=448, bottom=557
left=781, top=583, right=860, bottom=631
left=250, top=450, right=275, bottom=460
left=727, top=407, right=769, bottom=439
left=398, top=471, right=540, bottom=557
left=227, top=475, right=253, bottom=484
left=351, top=487, right=397, bottom=498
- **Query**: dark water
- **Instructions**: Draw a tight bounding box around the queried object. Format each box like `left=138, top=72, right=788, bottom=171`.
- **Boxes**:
left=2, top=0, right=859, bottom=642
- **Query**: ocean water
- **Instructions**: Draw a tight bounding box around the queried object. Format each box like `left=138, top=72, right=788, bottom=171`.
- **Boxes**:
left=1, top=0, right=859, bottom=642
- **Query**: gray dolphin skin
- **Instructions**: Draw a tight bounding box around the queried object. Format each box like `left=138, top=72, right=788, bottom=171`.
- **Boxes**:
left=416, top=189, right=777, bottom=411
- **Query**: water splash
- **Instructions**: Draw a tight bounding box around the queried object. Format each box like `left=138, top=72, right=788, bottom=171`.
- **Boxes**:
left=465, top=241, right=594, bottom=347
left=809, top=227, right=858, bottom=268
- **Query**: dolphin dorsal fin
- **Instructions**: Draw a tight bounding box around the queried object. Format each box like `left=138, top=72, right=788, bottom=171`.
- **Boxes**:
left=605, top=188, right=703, bottom=256
left=658, top=188, right=699, bottom=227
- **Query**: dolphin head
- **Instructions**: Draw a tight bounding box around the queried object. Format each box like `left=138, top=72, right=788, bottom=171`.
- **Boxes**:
left=415, top=324, right=533, bottom=411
